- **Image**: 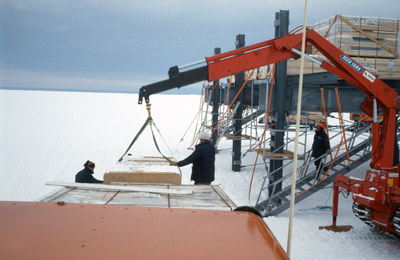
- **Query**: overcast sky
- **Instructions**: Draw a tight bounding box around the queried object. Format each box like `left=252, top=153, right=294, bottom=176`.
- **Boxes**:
left=1, top=0, right=399, bottom=93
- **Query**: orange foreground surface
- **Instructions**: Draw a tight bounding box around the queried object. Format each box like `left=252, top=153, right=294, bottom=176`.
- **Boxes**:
left=0, top=201, right=289, bottom=260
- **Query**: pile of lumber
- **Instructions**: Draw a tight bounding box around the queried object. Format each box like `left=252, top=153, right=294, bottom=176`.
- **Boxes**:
left=312, top=15, right=399, bottom=59
left=287, top=15, right=400, bottom=80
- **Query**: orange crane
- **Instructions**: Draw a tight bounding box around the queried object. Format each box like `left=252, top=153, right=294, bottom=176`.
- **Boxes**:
left=350, top=112, right=383, bottom=124
left=139, top=28, right=400, bottom=236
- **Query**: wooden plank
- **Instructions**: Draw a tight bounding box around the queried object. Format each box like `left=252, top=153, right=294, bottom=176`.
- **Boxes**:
left=212, top=185, right=237, bottom=209
left=143, top=156, right=173, bottom=159
left=131, top=159, right=170, bottom=163
left=46, top=182, right=192, bottom=195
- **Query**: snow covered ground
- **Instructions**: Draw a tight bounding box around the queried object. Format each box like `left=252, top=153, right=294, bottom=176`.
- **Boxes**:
left=1, top=89, right=400, bottom=259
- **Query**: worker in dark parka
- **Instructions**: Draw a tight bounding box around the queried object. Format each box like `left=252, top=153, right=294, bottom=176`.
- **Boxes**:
left=75, top=160, right=103, bottom=183
left=312, top=123, right=331, bottom=177
left=171, top=132, right=215, bottom=185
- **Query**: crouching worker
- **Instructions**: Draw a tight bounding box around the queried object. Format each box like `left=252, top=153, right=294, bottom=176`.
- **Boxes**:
left=75, top=160, right=103, bottom=183
left=170, top=132, right=215, bottom=185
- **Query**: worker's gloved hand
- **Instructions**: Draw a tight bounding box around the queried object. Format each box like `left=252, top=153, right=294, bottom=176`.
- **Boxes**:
left=170, top=161, right=178, bottom=166
left=326, top=149, right=331, bottom=154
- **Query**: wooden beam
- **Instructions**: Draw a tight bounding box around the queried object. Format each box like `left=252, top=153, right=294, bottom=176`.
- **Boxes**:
left=46, top=182, right=192, bottom=195
left=338, top=15, right=399, bottom=59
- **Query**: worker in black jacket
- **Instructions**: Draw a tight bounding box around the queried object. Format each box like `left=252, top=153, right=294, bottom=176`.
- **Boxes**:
left=75, top=160, right=103, bottom=183
left=312, top=123, right=331, bottom=177
left=171, top=132, right=215, bottom=185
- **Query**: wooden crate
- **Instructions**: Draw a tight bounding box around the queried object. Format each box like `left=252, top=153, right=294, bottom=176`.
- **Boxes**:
left=103, top=155, right=181, bottom=184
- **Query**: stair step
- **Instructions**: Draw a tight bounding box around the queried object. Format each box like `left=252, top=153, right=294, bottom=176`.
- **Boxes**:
left=298, top=180, right=314, bottom=188
left=277, top=195, right=289, bottom=203
left=296, top=186, right=305, bottom=192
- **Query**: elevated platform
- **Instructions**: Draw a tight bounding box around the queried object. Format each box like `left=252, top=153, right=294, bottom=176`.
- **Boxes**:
left=42, top=182, right=237, bottom=211
left=224, top=133, right=255, bottom=140
left=250, top=148, right=304, bottom=159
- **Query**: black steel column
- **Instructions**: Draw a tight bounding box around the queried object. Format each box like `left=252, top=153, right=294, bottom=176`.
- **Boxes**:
left=212, top=48, right=221, bottom=146
left=232, top=34, right=245, bottom=172
left=269, top=10, right=289, bottom=196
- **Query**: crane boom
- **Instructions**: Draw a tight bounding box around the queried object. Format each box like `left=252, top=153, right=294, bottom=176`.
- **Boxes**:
left=138, top=28, right=399, bottom=170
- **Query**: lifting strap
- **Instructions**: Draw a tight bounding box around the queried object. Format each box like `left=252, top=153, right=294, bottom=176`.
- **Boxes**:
left=117, top=104, right=173, bottom=164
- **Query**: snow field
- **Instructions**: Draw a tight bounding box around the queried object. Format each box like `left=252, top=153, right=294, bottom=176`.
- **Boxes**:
left=1, top=90, right=399, bottom=259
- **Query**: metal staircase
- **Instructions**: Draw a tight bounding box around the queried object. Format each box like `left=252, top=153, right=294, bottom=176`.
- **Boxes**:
left=254, top=119, right=400, bottom=217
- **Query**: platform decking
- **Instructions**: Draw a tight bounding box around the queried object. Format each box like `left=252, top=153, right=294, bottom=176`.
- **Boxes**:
left=41, top=182, right=237, bottom=211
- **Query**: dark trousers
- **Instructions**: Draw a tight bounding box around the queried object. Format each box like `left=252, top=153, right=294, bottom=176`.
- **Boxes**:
left=194, top=181, right=211, bottom=185
left=314, top=158, right=324, bottom=179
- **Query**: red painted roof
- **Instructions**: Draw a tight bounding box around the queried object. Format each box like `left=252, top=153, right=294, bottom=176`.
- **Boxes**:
left=0, top=201, right=289, bottom=260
